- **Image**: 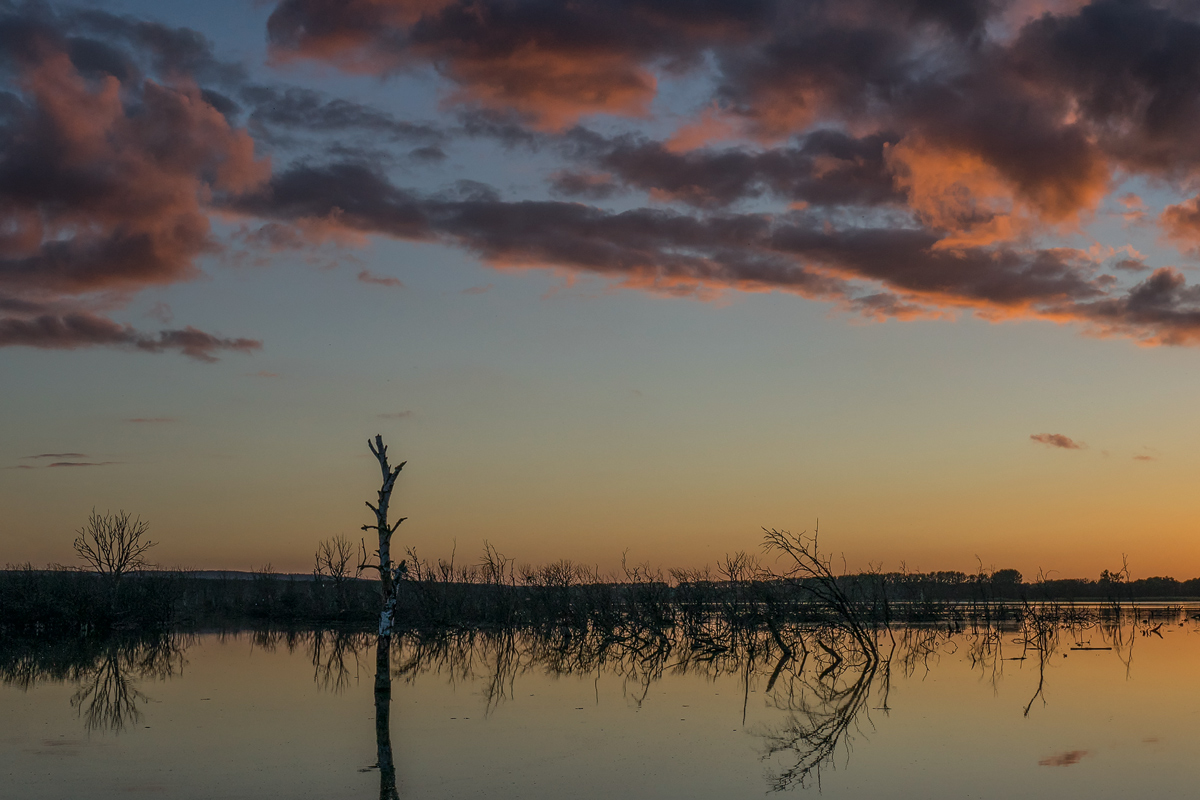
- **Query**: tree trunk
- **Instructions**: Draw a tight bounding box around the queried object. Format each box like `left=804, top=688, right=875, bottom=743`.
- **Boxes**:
left=365, top=435, right=406, bottom=635
left=375, top=634, right=399, bottom=800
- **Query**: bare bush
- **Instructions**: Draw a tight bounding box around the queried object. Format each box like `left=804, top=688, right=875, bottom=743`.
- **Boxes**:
left=73, top=509, right=157, bottom=580
left=314, top=535, right=356, bottom=585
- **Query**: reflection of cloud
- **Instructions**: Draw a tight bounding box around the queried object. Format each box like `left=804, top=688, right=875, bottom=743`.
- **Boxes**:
left=1038, top=750, right=1089, bottom=766
left=1030, top=433, right=1085, bottom=450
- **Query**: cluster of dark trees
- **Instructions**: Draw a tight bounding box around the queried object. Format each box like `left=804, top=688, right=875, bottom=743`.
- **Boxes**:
left=5, top=558, right=1198, bottom=638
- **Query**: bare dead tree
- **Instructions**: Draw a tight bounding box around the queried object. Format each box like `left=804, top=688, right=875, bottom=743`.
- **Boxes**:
left=762, top=527, right=877, bottom=658
left=73, top=509, right=157, bottom=584
left=315, top=534, right=356, bottom=614
left=315, top=535, right=356, bottom=583
left=349, top=436, right=409, bottom=799
left=358, top=435, right=408, bottom=635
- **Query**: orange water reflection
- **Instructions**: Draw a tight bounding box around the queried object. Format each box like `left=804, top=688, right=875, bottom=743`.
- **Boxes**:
left=3, top=607, right=1199, bottom=798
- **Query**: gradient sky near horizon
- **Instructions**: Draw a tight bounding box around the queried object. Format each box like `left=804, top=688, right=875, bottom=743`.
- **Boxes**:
left=4, top=0, right=1200, bottom=578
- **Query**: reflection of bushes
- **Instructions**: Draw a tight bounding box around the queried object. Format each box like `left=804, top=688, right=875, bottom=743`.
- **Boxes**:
left=0, top=632, right=189, bottom=733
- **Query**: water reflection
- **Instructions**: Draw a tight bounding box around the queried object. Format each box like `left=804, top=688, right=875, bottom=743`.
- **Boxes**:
left=1, top=633, right=188, bottom=733
left=2, top=605, right=1195, bottom=794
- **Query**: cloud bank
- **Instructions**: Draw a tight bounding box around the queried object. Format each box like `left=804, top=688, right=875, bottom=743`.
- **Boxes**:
left=8, top=0, right=1200, bottom=357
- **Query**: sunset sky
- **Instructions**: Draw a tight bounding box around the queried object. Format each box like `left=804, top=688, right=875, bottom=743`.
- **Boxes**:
left=4, top=0, right=1200, bottom=578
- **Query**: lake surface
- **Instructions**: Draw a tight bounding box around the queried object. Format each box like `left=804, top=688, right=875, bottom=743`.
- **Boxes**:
left=4, top=611, right=1200, bottom=798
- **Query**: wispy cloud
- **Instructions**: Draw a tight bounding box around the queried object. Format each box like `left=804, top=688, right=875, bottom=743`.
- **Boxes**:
left=1038, top=750, right=1089, bottom=767
left=23, top=453, right=88, bottom=460
left=127, top=418, right=178, bottom=424
left=379, top=410, right=413, bottom=419
left=1030, top=433, right=1085, bottom=450
left=461, top=284, right=495, bottom=295
left=1133, top=454, right=1157, bottom=462
left=357, top=269, right=404, bottom=287
left=47, top=462, right=117, bottom=468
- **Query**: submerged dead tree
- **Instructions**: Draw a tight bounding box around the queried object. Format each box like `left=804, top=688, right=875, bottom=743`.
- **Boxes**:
left=358, top=435, right=406, bottom=800
left=360, top=435, right=408, bottom=635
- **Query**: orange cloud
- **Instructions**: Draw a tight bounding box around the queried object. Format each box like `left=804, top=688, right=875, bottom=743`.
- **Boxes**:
left=665, top=104, right=742, bottom=153
left=1160, top=196, right=1200, bottom=254
left=0, top=22, right=268, bottom=360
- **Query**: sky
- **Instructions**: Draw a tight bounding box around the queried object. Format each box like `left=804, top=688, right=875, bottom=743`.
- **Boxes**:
left=3, top=0, right=1200, bottom=579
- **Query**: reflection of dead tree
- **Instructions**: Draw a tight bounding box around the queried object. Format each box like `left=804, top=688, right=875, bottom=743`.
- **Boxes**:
left=1017, top=602, right=1061, bottom=717
left=66, top=634, right=188, bottom=733
left=374, top=634, right=399, bottom=800
left=309, top=630, right=368, bottom=693
left=71, top=651, right=149, bottom=732
left=759, top=627, right=881, bottom=792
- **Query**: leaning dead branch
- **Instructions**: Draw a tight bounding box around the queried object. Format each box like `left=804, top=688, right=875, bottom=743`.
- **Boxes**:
left=762, top=527, right=878, bottom=658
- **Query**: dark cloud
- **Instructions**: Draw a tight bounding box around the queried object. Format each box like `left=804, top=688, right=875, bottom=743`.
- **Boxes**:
left=264, top=0, right=991, bottom=130
left=553, top=129, right=902, bottom=209
left=225, top=158, right=1200, bottom=342
left=47, top=461, right=116, bottom=467
left=1030, top=433, right=1086, bottom=450
left=1072, top=268, right=1200, bottom=345
left=1007, top=1, right=1200, bottom=177
left=0, top=314, right=261, bottom=362
left=12, top=0, right=1200, bottom=358
left=409, top=145, right=446, bottom=162
left=261, top=1, right=1200, bottom=225
left=67, top=8, right=246, bottom=85
left=23, top=452, right=87, bottom=459
left=240, top=84, right=443, bottom=144
left=266, top=0, right=774, bottom=128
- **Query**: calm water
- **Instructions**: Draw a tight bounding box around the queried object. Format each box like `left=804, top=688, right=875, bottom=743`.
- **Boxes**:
left=3, top=614, right=1200, bottom=798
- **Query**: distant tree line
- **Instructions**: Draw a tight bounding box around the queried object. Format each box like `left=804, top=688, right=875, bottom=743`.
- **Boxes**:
left=4, top=552, right=1199, bottom=637
left=4, top=445, right=1195, bottom=639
